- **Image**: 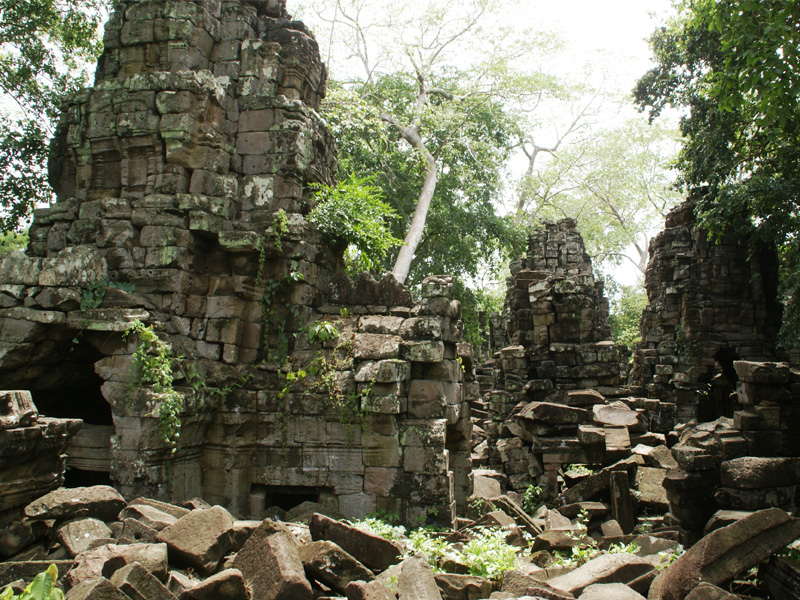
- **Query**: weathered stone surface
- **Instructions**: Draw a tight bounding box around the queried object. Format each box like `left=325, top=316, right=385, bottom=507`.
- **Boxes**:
left=120, top=504, right=180, bottom=530
left=64, top=578, right=130, bottom=600
left=178, top=568, right=249, bottom=600
left=683, top=582, right=740, bottom=600
left=231, top=519, right=312, bottom=600
left=0, top=517, right=48, bottom=558
left=549, top=553, right=654, bottom=596
left=310, top=513, right=403, bottom=572
left=0, top=390, right=38, bottom=430
left=397, top=554, right=442, bottom=600
left=519, top=402, right=591, bottom=425
left=433, top=573, right=495, bottom=600
left=25, top=486, right=125, bottom=522
left=345, top=579, right=397, bottom=600
left=593, top=402, right=640, bottom=428
left=155, top=505, right=235, bottom=575
left=109, top=562, right=177, bottom=600
left=720, top=456, right=800, bottom=489
left=56, top=517, right=114, bottom=557
left=579, top=583, right=646, bottom=600
left=65, top=542, right=168, bottom=589
left=649, top=508, right=800, bottom=600
left=299, top=539, right=374, bottom=593
left=499, top=569, right=576, bottom=600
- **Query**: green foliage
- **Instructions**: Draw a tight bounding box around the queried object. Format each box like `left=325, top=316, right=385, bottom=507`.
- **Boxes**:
left=0, top=563, right=63, bottom=600
left=123, top=320, right=183, bottom=451
left=0, top=0, right=108, bottom=233
left=353, top=515, right=407, bottom=542
left=309, top=175, right=402, bottom=275
left=306, top=320, right=339, bottom=344
left=635, top=0, right=800, bottom=348
left=522, top=485, right=543, bottom=514
left=552, top=540, right=639, bottom=568
left=0, top=230, right=28, bottom=256
left=406, top=527, right=451, bottom=569
left=564, top=464, right=594, bottom=477
left=607, top=282, right=647, bottom=350
left=459, top=528, right=519, bottom=580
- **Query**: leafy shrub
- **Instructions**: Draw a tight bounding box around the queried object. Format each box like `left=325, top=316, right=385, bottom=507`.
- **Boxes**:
left=309, top=175, right=402, bottom=274
left=0, top=564, right=63, bottom=600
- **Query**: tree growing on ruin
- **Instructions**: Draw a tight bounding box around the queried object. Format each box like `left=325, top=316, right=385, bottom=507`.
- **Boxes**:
left=0, top=0, right=108, bottom=233
left=635, top=0, right=800, bottom=346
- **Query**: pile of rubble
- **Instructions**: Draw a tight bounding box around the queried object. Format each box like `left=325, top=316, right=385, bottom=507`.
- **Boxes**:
left=2, top=484, right=800, bottom=600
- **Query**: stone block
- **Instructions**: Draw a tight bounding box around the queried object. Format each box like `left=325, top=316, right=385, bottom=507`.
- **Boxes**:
left=109, top=562, right=177, bottom=600
left=155, top=506, right=236, bottom=575
left=353, top=333, right=401, bottom=360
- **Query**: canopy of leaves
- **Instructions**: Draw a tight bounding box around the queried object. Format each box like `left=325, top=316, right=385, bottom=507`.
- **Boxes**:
left=634, top=0, right=800, bottom=348
left=309, top=174, right=402, bottom=274
left=323, top=77, right=525, bottom=285
left=0, top=0, right=107, bottom=233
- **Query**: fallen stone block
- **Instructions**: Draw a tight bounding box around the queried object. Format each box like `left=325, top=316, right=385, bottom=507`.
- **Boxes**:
left=499, top=568, right=575, bottom=600
left=25, top=485, right=126, bottom=522
left=0, top=517, right=48, bottom=558
left=119, top=504, right=179, bottom=531
left=345, top=579, right=397, bottom=600
left=232, top=519, right=312, bottom=600
left=759, top=555, right=800, bottom=600
left=397, top=554, right=442, bottom=600
left=684, top=582, right=741, bottom=599
left=65, top=542, right=168, bottom=589
left=649, top=507, right=800, bottom=600
left=299, top=539, right=374, bottom=594
left=56, top=517, right=114, bottom=557
left=310, top=512, right=403, bottom=572
left=127, top=497, right=191, bottom=520
left=155, top=505, right=236, bottom=575
left=578, top=582, right=645, bottom=599
left=109, top=562, right=177, bottom=600
left=64, top=577, right=130, bottom=600
left=720, top=456, right=800, bottom=489
left=434, top=572, right=496, bottom=600
left=178, top=568, right=249, bottom=600
left=548, top=553, right=654, bottom=596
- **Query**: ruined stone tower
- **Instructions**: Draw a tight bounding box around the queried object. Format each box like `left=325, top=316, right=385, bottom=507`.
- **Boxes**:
left=0, top=0, right=472, bottom=526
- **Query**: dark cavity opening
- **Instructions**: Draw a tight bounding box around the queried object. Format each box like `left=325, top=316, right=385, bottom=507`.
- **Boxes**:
left=250, top=484, right=332, bottom=513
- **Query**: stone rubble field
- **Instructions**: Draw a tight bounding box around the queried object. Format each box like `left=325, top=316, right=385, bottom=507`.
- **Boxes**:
left=2, top=484, right=799, bottom=600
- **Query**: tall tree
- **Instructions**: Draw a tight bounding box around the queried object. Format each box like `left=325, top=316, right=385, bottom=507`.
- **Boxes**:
left=304, top=0, right=545, bottom=283
left=0, top=0, right=107, bottom=233
left=634, top=0, right=800, bottom=346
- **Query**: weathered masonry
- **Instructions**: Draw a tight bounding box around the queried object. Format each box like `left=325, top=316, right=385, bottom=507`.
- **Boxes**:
left=0, top=0, right=471, bottom=527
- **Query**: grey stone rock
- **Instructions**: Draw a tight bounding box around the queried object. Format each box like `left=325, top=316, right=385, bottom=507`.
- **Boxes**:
left=178, top=568, right=249, bottom=600
left=25, top=485, right=126, bottom=522
left=64, top=577, right=130, bottom=600
left=310, top=513, right=403, bottom=573
left=548, top=553, right=654, bottom=596
left=397, top=554, right=442, bottom=600
left=109, top=562, right=177, bottom=600
left=155, top=506, right=236, bottom=575
left=299, top=539, right=374, bottom=593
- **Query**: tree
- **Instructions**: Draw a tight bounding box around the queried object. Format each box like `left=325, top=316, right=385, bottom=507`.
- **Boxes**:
left=634, top=0, right=800, bottom=347
left=518, top=115, right=682, bottom=274
left=0, top=0, right=108, bottom=233
left=303, top=0, right=552, bottom=284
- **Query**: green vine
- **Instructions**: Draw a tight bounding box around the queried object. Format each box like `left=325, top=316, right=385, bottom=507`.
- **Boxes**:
left=123, top=320, right=184, bottom=451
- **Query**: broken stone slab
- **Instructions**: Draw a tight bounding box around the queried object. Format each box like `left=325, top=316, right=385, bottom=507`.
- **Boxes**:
left=720, top=456, right=800, bottom=489
left=120, top=504, right=180, bottom=530
left=178, top=568, right=249, bottom=600
left=578, top=583, right=646, bottom=600
left=25, top=485, right=126, bottom=522
left=127, top=497, right=191, bottom=520
left=472, top=473, right=502, bottom=499
left=635, top=468, right=668, bottom=506
left=566, top=389, right=606, bottom=407
left=231, top=519, right=312, bottom=600
left=434, top=573, right=496, bottom=600
left=56, top=517, right=114, bottom=557
left=397, top=554, right=442, bottom=600
left=310, top=513, right=403, bottom=573
left=498, top=569, right=576, bottom=600
left=649, top=507, right=800, bottom=600
left=120, top=517, right=159, bottom=544
left=298, top=539, right=375, bottom=594
left=491, top=496, right=543, bottom=537
left=702, top=510, right=754, bottom=535
left=548, top=553, right=654, bottom=596
left=64, top=577, right=130, bottom=600
left=109, top=562, right=177, bottom=600
left=559, top=502, right=609, bottom=521
left=0, top=517, right=48, bottom=558
left=65, top=542, right=168, bottom=589
left=518, top=401, right=591, bottom=425
left=345, top=579, right=397, bottom=600
left=531, top=529, right=592, bottom=553
left=714, top=485, right=795, bottom=511
left=683, top=582, right=741, bottom=599
left=166, top=571, right=196, bottom=597
left=733, top=360, right=790, bottom=384
left=557, top=456, right=643, bottom=506
left=155, top=505, right=236, bottom=575
left=592, top=402, right=642, bottom=429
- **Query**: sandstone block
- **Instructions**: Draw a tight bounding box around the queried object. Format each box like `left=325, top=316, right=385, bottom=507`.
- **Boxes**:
left=299, top=540, right=375, bottom=594
left=309, top=513, right=403, bottom=573
left=720, top=456, right=800, bottom=489
left=64, top=578, right=130, bottom=600
left=56, top=518, right=114, bottom=558
left=397, top=554, right=442, bottom=599
left=231, top=519, right=312, bottom=600
left=25, top=485, right=126, bottom=522
left=65, top=543, right=168, bottom=589
left=155, top=505, right=236, bottom=575
left=549, top=553, right=653, bottom=596
left=178, top=568, right=248, bottom=600
left=109, top=562, right=177, bottom=600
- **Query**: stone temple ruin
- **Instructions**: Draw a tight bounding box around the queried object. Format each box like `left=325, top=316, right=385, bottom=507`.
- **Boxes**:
left=0, top=0, right=471, bottom=529
left=2, top=1, right=800, bottom=597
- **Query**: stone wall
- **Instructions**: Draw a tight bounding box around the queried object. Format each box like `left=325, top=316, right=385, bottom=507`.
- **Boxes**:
left=485, top=220, right=639, bottom=496
left=0, top=0, right=469, bottom=527
left=629, top=198, right=782, bottom=424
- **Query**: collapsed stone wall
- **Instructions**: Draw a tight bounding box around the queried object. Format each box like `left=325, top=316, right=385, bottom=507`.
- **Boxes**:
left=484, top=220, right=657, bottom=497
left=630, top=198, right=782, bottom=424
left=0, top=0, right=469, bottom=527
